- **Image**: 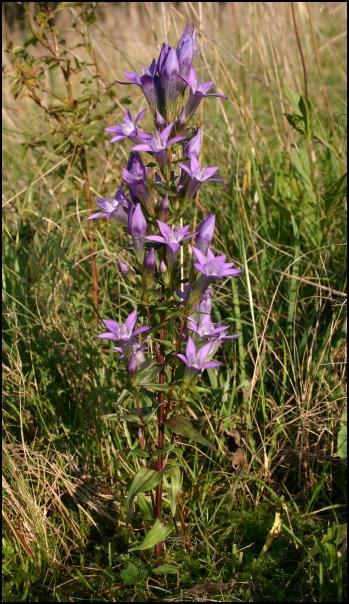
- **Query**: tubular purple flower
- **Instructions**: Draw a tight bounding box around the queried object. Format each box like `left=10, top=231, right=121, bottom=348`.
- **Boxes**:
left=105, top=109, right=150, bottom=143
left=132, top=123, right=185, bottom=170
left=160, top=46, right=179, bottom=111
left=146, top=220, right=194, bottom=267
left=195, top=214, right=216, bottom=255
left=98, top=310, right=151, bottom=346
left=119, top=59, right=162, bottom=117
left=177, top=336, right=223, bottom=374
left=176, top=24, right=196, bottom=91
left=126, top=341, right=146, bottom=374
left=192, top=247, right=242, bottom=292
left=87, top=187, right=129, bottom=224
left=122, top=152, right=149, bottom=205
left=178, top=156, right=223, bottom=197
left=116, top=259, right=131, bottom=275
left=184, top=128, right=202, bottom=159
left=129, top=204, right=147, bottom=263
left=188, top=314, right=239, bottom=342
left=144, top=248, right=156, bottom=271
left=179, top=66, right=226, bottom=123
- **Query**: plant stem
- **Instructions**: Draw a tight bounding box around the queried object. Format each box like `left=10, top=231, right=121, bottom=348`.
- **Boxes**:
left=155, top=315, right=165, bottom=561
left=80, top=146, right=99, bottom=312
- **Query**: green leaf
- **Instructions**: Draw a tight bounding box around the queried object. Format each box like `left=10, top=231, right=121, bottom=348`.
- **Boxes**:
left=298, top=95, right=313, bottom=138
left=337, top=407, right=347, bottom=460
left=164, top=466, right=182, bottom=516
left=120, top=562, right=149, bottom=585
left=152, top=564, right=179, bottom=575
left=127, top=468, right=162, bottom=517
left=136, top=493, right=153, bottom=521
left=166, top=416, right=214, bottom=450
left=284, top=87, right=301, bottom=111
left=129, top=519, right=173, bottom=552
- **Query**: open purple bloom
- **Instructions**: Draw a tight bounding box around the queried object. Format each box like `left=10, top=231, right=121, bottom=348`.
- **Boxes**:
left=176, top=24, right=196, bottom=91
left=104, top=317, right=149, bottom=375
left=146, top=220, right=193, bottom=265
left=179, top=66, right=226, bottom=123
left=87, top=186, right=129, bottom=224
left=193, top=247, right=242, bottom=279
left=132, top=123, right=185, bottom=169
left=188, top=314, right=239, bottom=342
left=98, top=310, right=151, bottom=344
left=195, top=214, right=215, bottom=255
left=177, top=336, right=223, bottom=373
left=178, top=156, right=222, bottom=197
left=122, top=152, right=149, bottom=205
left=105, top=109, right=150, bottom=143
left=118, top=59, right=163, bottom=117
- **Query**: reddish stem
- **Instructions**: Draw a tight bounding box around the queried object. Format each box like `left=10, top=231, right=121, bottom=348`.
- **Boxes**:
left=155, top=320, right=166, bottom=561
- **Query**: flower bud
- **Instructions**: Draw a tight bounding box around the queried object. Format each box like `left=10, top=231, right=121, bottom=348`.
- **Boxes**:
left=195, top=214, right=215, bottom=255
left=116, top=259, right=130, bottom=275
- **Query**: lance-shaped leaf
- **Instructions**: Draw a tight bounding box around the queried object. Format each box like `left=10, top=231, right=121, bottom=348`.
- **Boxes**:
left=128, top=519, right=173, bottom=552
left=127, top=467, right=162, bottom=517
left=166, top=415, right=214, bottom=450
left=164, top=466, right=183, bottom=517
left=152, top=564, right=179, bottom=576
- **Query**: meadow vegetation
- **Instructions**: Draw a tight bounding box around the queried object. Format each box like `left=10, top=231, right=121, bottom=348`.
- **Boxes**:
left=2, top=2, right=347, bottom=601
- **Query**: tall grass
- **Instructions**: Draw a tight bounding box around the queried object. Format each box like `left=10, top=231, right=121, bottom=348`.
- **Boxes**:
left=2, top=2, right=347, bottom=601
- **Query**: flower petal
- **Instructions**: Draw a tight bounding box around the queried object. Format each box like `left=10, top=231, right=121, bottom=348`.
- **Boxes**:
left=186, top=336, right=196, bottom=359
left=102, top=319, right=120, bottom=333
left=132, top=325, right=152, bottom=336
left=177, top=353, right=189, bottom=366
left=125, top=310, right=138, bottom=333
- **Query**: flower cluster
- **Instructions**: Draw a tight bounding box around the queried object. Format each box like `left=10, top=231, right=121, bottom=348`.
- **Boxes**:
left=89, top=24, right=241, bottom=379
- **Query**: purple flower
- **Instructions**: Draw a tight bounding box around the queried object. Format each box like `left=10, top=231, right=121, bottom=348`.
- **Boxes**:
left=128, top=203, right=147, bottom=263
left=116, top=259, right=131, bottom=275
left=176, top=24, right=196, bottom=91
left=87, top=187, right=129, bottom=224
left=146, top=220, right=193, bottom=266
left=184, top=128, right=202, bottom=159
left=192, top=247, right=242, bottom=292
left=178, top=156, right=222, bottom=197
left=126, top=341, right=146, bottom=374
left=188, top=314, right=239, bottom=342
left=159, top=194, right=170, bottom=220
left=132, top=123, right=185, bottom=169
left=118, top=59, right=162, bottom=117
left=193, top=247, right=241, bottom=278
left=98, top=309, right=151, bottom=344
left=158, top=45, right=180, bottom=113
left=175, top=282, right=192, bottom=304
left=112, top=335, right=147, bottom=375
left=144, top=248, right=156, bottom=271
left=179, top=66, right=226, bottom=123
left=105, top=109, right=150, bottom=143
left=195, top=214, right=215, bottom=255
left=177, top=336, right=223, bottom=373
left=122, top=152, right=149, bottom=205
